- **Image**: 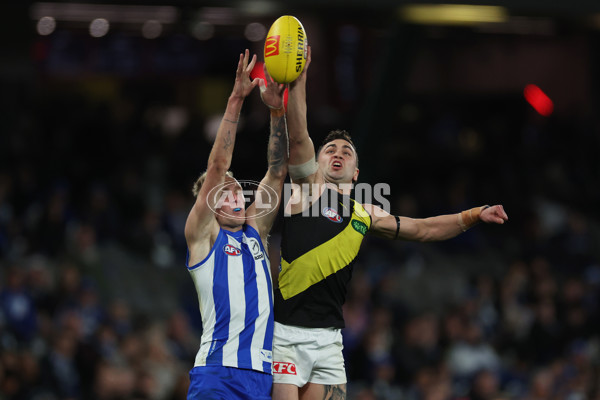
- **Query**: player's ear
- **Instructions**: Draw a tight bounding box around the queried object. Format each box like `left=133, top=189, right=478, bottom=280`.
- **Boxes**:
left=352, top=168, right=359, bottom=183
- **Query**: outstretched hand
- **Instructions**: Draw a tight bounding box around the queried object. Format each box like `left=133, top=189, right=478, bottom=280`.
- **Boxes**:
left=231, top=49, right=260, bottom=99
left=290, top=45, right=311, bottom=89
left=259, top=65, right=286, bottom=110
left=481, top=205, right=508, bottom=225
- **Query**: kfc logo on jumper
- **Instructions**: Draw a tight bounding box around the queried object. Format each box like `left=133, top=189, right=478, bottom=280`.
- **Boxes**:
left=223, top=244, right=241, bottom=256
left=322, top=207, right=343, bottom=223
left=273, top=362, right=297, bottom=375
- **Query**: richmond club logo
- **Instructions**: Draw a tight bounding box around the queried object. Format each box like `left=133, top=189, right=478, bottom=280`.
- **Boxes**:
left=223, top=244, right=241, bottom=256
left=322, top=207, right=343, bottom=223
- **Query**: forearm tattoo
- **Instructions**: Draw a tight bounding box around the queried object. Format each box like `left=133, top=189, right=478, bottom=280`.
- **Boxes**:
left=223, top=130, right=232, bottom=150
left=323, top=384, right=346, bottom=400
left=267, top=115, right=289, bottom=174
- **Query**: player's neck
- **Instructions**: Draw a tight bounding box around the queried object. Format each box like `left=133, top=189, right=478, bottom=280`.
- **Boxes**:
left=323, top=180, right=353, bottom=196
left=219, top=222, right=244, bottom=232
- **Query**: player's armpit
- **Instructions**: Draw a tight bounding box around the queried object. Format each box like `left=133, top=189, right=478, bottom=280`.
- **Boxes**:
left=364, top=203, right=436, bottom=242
left=363, top=204, right=400, bottom=240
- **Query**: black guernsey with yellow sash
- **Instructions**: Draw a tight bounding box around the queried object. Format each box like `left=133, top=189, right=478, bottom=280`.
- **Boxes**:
left=275, top=187, right=371, bottom=328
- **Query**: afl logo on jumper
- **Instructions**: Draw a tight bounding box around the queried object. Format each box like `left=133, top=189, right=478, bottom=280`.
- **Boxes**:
left=322, top=207, right=343, bottom=223
left=223, top=244, right=241, bottom=256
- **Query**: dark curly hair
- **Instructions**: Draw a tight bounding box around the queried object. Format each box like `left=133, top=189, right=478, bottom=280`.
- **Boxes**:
left=316, top=129, right=359, bottom=168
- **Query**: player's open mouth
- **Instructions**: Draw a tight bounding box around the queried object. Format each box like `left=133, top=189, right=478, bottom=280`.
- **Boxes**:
left=332, top=161, right=342, bottom=169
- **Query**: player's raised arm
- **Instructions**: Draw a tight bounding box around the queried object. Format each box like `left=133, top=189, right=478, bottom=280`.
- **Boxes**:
left=364, top=203, right=508, bottom=241
left=184, top=50, right=259, bottom=258
left=286, top=45, right=319, bottom=185
left=246, top=68, right=289, bottom=244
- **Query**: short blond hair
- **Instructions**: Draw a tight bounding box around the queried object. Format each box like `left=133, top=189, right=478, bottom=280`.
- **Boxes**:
left=192, top=170, right=234, bottom=197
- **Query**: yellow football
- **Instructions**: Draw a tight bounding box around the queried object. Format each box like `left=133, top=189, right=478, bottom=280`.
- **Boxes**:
left=264, top=15, right=308, bottom=84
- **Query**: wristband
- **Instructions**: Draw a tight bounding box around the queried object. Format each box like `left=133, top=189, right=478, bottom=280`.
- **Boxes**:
left=259, top=84, right=285, bottom=113
left=289, top=159, right=318, bottom=180
left=270, top=107, right=285, bottom=117
left=458, top=205, right=490, bottom=232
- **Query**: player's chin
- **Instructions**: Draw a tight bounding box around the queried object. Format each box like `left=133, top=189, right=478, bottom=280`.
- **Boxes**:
left=220, top=209, right=246, bottom=222
left=328, top=176, right=351, bottom=186
left=229, top=215, right=246, bottom=227
left=231, top=210, right=246, bottom=220
left=327, top=168, right=344, bottom=177
left=334, top=170, right=352, bottom=181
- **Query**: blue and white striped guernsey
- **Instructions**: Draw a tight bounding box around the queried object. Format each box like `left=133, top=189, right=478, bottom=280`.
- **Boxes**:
left=187, top=224, right=274, bottom=374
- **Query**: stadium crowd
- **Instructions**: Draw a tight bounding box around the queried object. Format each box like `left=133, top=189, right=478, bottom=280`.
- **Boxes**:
left=1, top=28, right=600, bottom=400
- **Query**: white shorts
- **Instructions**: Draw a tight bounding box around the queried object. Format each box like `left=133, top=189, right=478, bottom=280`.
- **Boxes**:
left=272, top=322, right=346, bottom=387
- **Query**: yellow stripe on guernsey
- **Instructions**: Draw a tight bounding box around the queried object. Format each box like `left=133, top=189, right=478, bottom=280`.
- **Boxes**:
left=279, top=201, right=371, bottom=300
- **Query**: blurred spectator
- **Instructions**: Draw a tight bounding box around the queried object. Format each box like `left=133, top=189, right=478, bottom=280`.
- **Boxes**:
left=524, top=298, right=563, bottom=365
left=446, top=321, right=501, bottom=380
left=465, top=369, right=501, bottom=400
left=394, top=312, right=442, bottom=385
left=164, top=311, right=198, bottom=364
left=347, top=307, right=397, bottom=384
left=343, top=268, right=373, bottom=356
left=41, top=329, right=81, bottom=399
left=1, top=265, right=38, bottom=344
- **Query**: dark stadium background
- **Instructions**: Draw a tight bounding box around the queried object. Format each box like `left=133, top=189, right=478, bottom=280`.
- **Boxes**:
left=1, top=1, right=600, bottom=399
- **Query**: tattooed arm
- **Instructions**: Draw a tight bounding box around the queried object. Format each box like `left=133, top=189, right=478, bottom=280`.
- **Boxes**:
left=247, top=69, right=288, bottom=244
left=185, top=50, right=259, bottom=265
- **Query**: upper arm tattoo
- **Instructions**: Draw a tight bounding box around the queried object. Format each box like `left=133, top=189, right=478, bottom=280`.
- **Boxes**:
left=267, top=115, right=289, bottom=175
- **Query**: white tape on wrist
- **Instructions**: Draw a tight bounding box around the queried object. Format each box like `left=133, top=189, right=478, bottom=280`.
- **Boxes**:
left=289, top=159, right=318, bottom=180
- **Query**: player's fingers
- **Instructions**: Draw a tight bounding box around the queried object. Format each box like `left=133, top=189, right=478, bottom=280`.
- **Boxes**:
left=247, top=53, right=257, bottom=73
left=495, top=205, right=508, bottom=220
left=242, top=49, right=250, bottom=69
left=236, top=53, right=244, bottom=75
left=250, top=77, right=261, bottom=88
left=258, top=78, right=266, bottom=93
left=263, top=64, right=275, bottom=84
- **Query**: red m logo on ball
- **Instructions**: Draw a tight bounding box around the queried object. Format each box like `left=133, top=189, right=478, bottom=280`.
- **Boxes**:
left=265, top=35, right=280, bottom=57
